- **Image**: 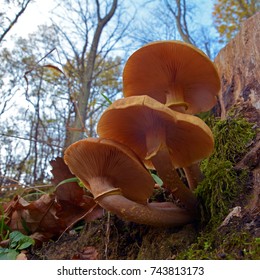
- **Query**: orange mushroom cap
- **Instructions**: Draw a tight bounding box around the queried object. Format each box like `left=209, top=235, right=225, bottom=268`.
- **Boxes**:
left=97, top=95, right=214, bottom=169
left=64, top=138, right=154, bottom=204
left=123, top=40, right=221, bottom=114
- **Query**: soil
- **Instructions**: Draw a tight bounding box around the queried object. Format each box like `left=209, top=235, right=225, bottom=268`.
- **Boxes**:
left=27, top=207, right=259, bottom=260
left=28, top=216, right=197, bottom=260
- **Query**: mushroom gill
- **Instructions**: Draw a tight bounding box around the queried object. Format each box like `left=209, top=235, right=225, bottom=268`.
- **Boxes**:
left=64, top=138, right=194, bottom=227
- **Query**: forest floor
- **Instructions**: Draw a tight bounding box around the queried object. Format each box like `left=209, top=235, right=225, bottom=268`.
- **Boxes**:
left=1, top=163, right=259, bottom=260
left=27, top=208, right=259, bottom=260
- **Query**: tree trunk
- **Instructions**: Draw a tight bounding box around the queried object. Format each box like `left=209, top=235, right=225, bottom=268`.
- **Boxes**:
left=214, top=11, right=260, bottom=226
left=64, top=0, right=118, bottom=148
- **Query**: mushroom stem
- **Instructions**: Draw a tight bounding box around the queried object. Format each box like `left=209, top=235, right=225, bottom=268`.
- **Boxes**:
left=97, top=195, right=194, bottom=227
left=165, top=85, right=188, bottom=112
left=167, top=101, right=189, bottom=112
left=148, top=146, right=198, bottom=213
left=183, top=163, right=203, bottom=191
left=89, top=178, right=194, bottom=227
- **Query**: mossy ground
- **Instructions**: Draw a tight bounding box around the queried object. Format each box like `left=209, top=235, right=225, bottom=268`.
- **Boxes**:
left=28, top=113, right=259, bottom=260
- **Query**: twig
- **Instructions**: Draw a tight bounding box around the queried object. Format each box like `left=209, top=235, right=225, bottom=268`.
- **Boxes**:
left=104, top=212, right=111, bottom=260
left=0, top=133, right=63, bottom=149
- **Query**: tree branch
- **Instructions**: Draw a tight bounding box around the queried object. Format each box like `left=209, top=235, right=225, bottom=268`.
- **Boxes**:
left=164, top=0, right=195, bottom=45
left=0, top=0, right=32, bottom=44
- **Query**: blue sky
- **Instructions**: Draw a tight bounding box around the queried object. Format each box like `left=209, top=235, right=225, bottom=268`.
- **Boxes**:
left=7, top=0, right=216, bottom=40
left=2, top=1, right=222, bottom=60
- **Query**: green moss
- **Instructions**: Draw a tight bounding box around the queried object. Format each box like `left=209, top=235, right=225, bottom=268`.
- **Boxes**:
left=177, top=229, right=260, bottom=260
left=196, top=116, right=256, bottom=224
left=196, top=159, right=246, bottom=224
left=210, top=117, right=256, bottom=163
left=177, top=115, right=257, bottom=260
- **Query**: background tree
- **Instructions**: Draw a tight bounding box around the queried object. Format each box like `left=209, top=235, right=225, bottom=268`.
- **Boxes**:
left=213, top=0, right=260, bottom=43
left=164, top=0, right=195, bottom=45
left=130, top=0, right=220, bottom=59
left=0, top=30, right=65, bottom=184
left=0, top=0, right=32, bottom=44
left=50, top=0, right=130, bottom=146
left=0, top=2, right=125, bottom=185
left=0, top=36, right=123, bottom=185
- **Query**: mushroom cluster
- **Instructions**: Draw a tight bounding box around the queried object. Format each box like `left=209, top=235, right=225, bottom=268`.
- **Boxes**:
left=64, top=40, right=220, bottom=227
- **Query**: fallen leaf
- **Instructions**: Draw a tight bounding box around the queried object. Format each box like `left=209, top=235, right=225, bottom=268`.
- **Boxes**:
left=2, top=157, right=104, bottom=244
left=51, top=157, right=103, bottom=224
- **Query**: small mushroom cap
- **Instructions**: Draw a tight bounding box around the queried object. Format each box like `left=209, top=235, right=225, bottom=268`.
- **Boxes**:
left=97, top=95, right=214, bottom=168
left=64, top=138, right=154, bottom=203
left=123, top=40, right=221, bottom=114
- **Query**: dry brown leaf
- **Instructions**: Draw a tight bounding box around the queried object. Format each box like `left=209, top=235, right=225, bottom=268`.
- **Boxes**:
left=2, top=157, right=104, bottom=244
left=42, top=64, right=64, bottom=75
left=4, top=194, right=61, bottom=238
left=50, top=157, right=79, bottom=187
left=51, top=157, right=103, bottom=223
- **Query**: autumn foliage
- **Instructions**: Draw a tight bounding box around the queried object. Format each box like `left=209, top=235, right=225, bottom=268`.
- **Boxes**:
left=213, top=0, right=259, bottom=43
left=1, top=158, right=103, bottom=245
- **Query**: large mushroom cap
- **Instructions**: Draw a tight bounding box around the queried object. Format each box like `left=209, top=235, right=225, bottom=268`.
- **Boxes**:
left=97, top=95, right=214, bottom=168
left=123, top=40, right=221, bottom=114
left=64, top=138, right=154, bottom=203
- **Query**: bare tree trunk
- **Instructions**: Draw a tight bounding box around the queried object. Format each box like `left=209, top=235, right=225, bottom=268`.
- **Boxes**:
left=64, top=0, right=118, bottom=147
